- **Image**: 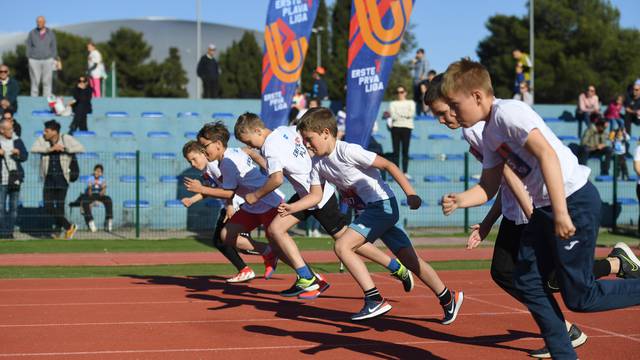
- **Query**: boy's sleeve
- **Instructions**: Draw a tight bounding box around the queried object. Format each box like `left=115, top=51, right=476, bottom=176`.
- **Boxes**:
left=342, top=142, right=377, bottom=168
left=498, top=105, right=538, bottom=147
left=309, top=161, right=322, bottom=186
left=263, top=146, right=284, bottom=175
left=220, top=159, right=239, bottom=190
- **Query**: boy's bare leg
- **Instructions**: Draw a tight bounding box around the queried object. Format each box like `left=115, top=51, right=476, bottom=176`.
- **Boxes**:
left=267, top=214, right=310, bottom=269
left=334, top=228, right=376, bottom=291
left=394, top=246, right=445, bottom=294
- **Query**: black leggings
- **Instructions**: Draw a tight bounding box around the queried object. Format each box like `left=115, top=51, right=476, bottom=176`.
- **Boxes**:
left=81, top=194, right=113, bottom=222
left=43, top=186, right=71, bottom=231
left=391, top=127, right=412, bottom=173
left=213, top=208, right=248, bottom=271
left=491, top=218, right=612, bottom=299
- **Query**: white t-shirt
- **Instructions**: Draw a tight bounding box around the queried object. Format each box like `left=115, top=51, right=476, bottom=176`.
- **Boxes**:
left=463, top=122, right=529, bottom=225
left=88, top=50, right=105, bottom=79
left=310, top=140, right=394, bottom=210
left=202, top=160, right=244, bottom=211
left=482, top=99, right=591, bottom=208
left=634, top=145, right=640, bottom=185
left=203, top=149, right=283, bottom=214
left=261, top=126, right=334, bottom=208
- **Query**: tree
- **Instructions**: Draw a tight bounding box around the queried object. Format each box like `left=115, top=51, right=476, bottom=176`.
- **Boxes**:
left=101, top=27, right=152, bottom=97
left=219, top=32, right=262, bottom=98
left=477, top=0, right=640, bottom=103
left=302, top=0, right=330, bottom=94
left=144, top=47, right=189, bottom=98
left=326, top=0, right=350, bottom=101
left=384, top=23, right=417, bottom=100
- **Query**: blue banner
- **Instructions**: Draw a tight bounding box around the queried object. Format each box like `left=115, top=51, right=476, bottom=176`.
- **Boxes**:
left=261, top=0, right=319, bottom=129
left=345, top=0, right=414, bottom=147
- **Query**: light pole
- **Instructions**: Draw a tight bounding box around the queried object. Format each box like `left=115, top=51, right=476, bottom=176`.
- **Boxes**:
left=311, top=26, right=324, bottom=68
left=196, top=0, right=201, bottom=99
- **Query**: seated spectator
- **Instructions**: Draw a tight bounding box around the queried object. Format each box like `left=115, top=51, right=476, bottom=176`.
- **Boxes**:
left=1, top=111, right=21, bottom=138
left=576, top=118, right=612, bottom=176
left=81, top=164, right=113, bottom=232
left=605, top=95, right=625, bottom=131
left=68, top=76, right=93, bottom=133
left=577, top=85, right=601, bottom=127
left=0, top=65, right=19, bottom=114
left=624, top=83, right=640, bottom=135
left=0, top=118, right=28, bottom=239
left=611, top=127, right=630, bottom=181
left=513, top=81, right=533, bottom=106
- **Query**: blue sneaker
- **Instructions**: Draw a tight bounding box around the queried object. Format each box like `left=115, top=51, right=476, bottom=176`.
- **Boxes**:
left=350, top=298, right=392, bottom=321
left=441, top=290, right=464, bottom=325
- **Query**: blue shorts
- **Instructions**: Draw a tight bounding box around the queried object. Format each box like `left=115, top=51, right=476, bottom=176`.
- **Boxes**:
left=348, top=197, right=412, bottom=253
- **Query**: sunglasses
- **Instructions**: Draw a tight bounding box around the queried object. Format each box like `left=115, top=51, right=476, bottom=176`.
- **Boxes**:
left=396, top=90, right=406, bottom=94
left=0, top=70, right=7, bottom=73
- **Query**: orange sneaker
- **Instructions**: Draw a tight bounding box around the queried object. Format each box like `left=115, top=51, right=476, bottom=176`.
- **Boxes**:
left=226, top=267, right=256, bottom=283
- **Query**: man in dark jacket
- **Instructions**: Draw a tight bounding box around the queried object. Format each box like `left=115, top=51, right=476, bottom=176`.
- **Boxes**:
left=0, top=118, right=28, bottom=239
left=0, top=65, right=19, bottom=113
left=197, top=44, right=219, bottom=98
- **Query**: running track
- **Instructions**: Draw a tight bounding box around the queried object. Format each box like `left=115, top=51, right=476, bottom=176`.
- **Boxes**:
left=1, top=271, right=638, bottom=359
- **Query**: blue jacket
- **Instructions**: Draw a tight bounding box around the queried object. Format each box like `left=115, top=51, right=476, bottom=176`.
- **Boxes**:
left=0, top=137, right=28, bottom=182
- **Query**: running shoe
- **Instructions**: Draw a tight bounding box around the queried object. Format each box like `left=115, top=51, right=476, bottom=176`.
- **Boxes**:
left=608, top=242, right=640, bottom=279
left=351, top=298, right=392, bottom=321
left=528, top=324, right=588, bottom=358
left=441, top=290, right=464, bottom=325
left=263, top=252, right=279, bottom=279
left=280, top=276, right=319, bottom=297
left=65, top=224, right=78, bottom=240
left=391, top=261, right=414, bottom=292
left=298, top=273, right=331, bottom=300
left=226, top=267, right=256, bottom=283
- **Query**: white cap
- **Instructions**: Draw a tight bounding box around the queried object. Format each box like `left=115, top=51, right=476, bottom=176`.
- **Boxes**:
left=208, top=44, right=216, bottom=50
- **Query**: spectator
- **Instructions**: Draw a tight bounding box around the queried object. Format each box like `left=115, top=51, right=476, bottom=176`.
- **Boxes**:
left=427, top=69, right=436, bottom=82
left=513, top=81, right=533, bottom=106
left=387, top=85, right=415, bottom=178
left=336, top=106, right=346, bottom=140
left=512, top=49, right=532, bottom=84
left=68, top=76, right=92, bottom=133
left=31, top=120, right=84, bottom=239
left=1, top=112, right=21, bottom=138
left=605, top=95, right=625, bottom=131
left=0, top=119, right=27, bottom=239
left=578, top=118, right=611, bottom=176
left=411, top=48, right=429, bottom=111
left=26, top=16, right=57, bottom=97
left=624, top=83, right=640, bottom=135
left=634, top=141, right=640, bottom=235
left=197, top=44, right=219, bottom=98
left=311, top=66, right=328, bottom=104
left=513, top=62, right=526, bottom=94
left=417, top=80, right=429, bottom=116
left=611, top=127, right=630, bottom=181
left=0, top=65, right=19, bottom=113
left=81, top=164, right=113, bottom=233
left=87, top=42, right=105, bottom=98
left=577, top=85, right=601, bottom=127
left=292, top=86, right=306, bottom=111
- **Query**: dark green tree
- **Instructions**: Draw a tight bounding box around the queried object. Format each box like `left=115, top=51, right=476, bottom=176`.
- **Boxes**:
left=144, top=47, right=189, bottom=98
left=302, top=0, right=329, bottom=94
left=326, top=0, right=350, bottom=101
left=384, top=23, right=417, bottom=100
left=478, top=0, right=640, bottom=103
left=101, top=27, right=153, bottom=97
left=219, top=31, right=262, bottom=98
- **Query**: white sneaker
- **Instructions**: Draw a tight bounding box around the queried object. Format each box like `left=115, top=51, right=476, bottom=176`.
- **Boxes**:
left=106, top=219, right=113, bottom=232
left=311, top=229, right=322, bottom=238
left=88, top=220, right=97, bottom=233
left=226, top=267, right=256, bottom=283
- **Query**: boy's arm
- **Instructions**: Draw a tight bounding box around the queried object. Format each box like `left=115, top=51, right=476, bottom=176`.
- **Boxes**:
left=245, top=171, right=284, bottom=205
left=371, top=155, right=421, bottom=208
left=181, top=193, right=204, bottom=208
left=524, top=129, right=574, bottom=240
left=502, top=166, right=533, bottom=218
left=278, top=184, right=323, bottom=216
left=242, top=147, right=268, bottom=170
left=184, top=177, right=234, bottom=199
left=468, top=191, right=503, bottom=249
left=442, top=165, right=503, bottom=215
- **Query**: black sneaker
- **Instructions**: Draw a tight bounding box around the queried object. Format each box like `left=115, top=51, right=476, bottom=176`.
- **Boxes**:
left=441, top=290, right=464, bottom=325
left=279, top=276, right=319, bottom=297
left=529, top=324, right=588, bottom=358
left=390, top=261, right=414, bottom=292
left=608, top=242, right=640, bottom=279
left=350, top=298, right=392, bottom=321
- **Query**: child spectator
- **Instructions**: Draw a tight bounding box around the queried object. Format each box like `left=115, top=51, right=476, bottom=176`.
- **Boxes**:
left=81, top=164, right=113, bottom=232
left=605, top=95, right=624, bottom=131
left=611, top=127, right=630, bottom=180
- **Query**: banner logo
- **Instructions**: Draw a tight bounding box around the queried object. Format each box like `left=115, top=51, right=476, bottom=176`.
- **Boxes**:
left=264, top=19, right=308, bottom=84
left=353, top=0, right=412, bottom=57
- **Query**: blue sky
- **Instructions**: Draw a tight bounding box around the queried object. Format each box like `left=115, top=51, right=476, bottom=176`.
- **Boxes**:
left=2, top=0, right=638, bottom=72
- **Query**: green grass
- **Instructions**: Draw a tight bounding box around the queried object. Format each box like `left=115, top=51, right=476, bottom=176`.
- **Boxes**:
left=0, top=260, right=492, bottom=279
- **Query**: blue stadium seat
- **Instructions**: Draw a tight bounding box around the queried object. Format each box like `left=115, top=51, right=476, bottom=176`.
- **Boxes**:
left=123, top=200, right=150, bottom=208
left=105, top=111, right=129, bottom=118
left=77, top=152, right=99, bottom=160
left=543, top=117, right=561, bottom=122
left=446, top=154, right=465, bottom=160
left=79, top=175, right=92, bottom=183
left=372, top=133, right=387, bottom=140
left=178, top=112, right=200, bottom=118
left=558, top=135, right=579, bottom=141
left=631, top=136, right=639, bottom=142
left=415, top=115, right=435, bottom=121
left=595, top=175, right=613, bottom=182
left=627, top=176, right=638, bottom=182
left=617, top=197, right=639, bottom=205
left=409, top=153, right=433, bottom=160
left=111, top=131, right=135, bottom=138
left=212, top=112, right=234, bottom=119
left=72, top=131, right=96, bottom=137
left=34, top=130, right=43, bottom=137
left=428, top=134, right=453, bottom=140
left=152, top=152, right=177, bottom=160
left=160, top=175, right=179, bottom=183
left=184, top=131, right=198, bottom=139
left=141, top=112, right=164, bottom=118
left=411, top=134, right=420, bottom=140
left=32, top=110, right=54, bottom=117
left=424, top=175, right=451, bottom=182
left=165, top=200, right=184, bottom=208
left=459, top=175, right=480, bottom=182
left=147, top=131, right=171, bottom=138
left=120, top=175, right=146, bottom=183
left=114, top=152, right=136, bottom=160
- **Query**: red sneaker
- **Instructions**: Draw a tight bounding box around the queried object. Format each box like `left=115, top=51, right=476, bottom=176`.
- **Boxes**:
left=226, top=267, right=256, bottom=283
left=263, top=252, right=279, bottom=279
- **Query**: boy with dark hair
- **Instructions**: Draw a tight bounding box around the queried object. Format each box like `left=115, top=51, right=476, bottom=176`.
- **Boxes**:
left=235, top=112, right=414, bottom=298
left=81, top=164, right=113, bottom=232
left=440, top=59, right=640, bottom=359
left=181, top=140, right=273, bottom=283
left=282, top=107, right=463, bottom=322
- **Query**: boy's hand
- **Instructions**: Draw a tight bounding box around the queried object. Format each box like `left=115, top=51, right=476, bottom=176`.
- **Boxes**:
left=406, top=194, right=422, bottom=209
left=441, top=193, right=459, bottom=215
left=467, top=223, right=489, bottom=250
left=181, top=197, right=194, bottom=208
left=183, top=177, right=203, bottom=193
left=245, top=192, right=258, bottom=205
left=554, top=213, right=576, bottom=240
left=277, top=203, right=293, bottom=217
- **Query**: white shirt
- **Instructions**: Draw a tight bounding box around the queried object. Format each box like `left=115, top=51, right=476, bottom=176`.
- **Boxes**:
left=310, top=140, right=394, bottom=210
left=482, top=99, right=591, bottom=208
left=261, top=126, right=334, bottom=208
left=88, top=49, right=105, bottom=79
left=634, top=145, right=640, bottom=185
left=203, top=149, right=283, bottom=214
left=463, top=122, right=529, bottom=225
left=202, top=160, right=244, bottom=210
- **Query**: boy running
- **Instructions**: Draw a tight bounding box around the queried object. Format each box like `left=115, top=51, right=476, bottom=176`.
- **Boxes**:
left=440, top=59, right=640, bottom=359
left=234, top=113, right=415, bottom=298
left=282, top=107, right=464, bottom=322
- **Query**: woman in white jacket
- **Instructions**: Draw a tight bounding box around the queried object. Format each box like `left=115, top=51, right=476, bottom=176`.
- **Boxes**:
left=387, top=85, right=416, bottom=178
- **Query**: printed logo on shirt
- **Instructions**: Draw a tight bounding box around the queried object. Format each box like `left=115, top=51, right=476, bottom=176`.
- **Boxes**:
left=497, top=143, right=532, bottom=178
left=292, top=136, right=306, bottom=158
left=340, top=188, right=366, bottom=210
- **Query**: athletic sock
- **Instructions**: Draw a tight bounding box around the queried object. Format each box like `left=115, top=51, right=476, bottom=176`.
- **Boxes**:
left=437, top=287, right=452, bottom=306
left=364, top=287, right=383, bottom=302
left=593, top=259, right=612, bottom=278
left=387, top=258, right=401, bottom=273
left=295, top=265, right=314, bottom=280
